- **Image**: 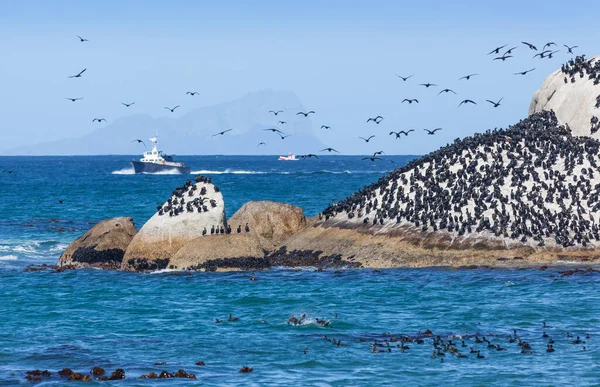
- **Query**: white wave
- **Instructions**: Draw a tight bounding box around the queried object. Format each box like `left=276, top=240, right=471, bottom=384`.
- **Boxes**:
left=0, top=255, right=18, bottom=261
left=149, top=268, right=180, bottom=274
left=2, top=241, right=68, bottom=256
left=143, top=169, right=183, bottom=175
left=111, top=167, right=135, bottom=175
left=190, top=169, right=267, bottom=175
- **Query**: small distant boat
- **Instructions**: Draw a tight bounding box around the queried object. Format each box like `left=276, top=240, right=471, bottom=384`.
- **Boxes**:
left=131, top=136, right=191, bottom=174
left=279, top=153, right=298, bottom=161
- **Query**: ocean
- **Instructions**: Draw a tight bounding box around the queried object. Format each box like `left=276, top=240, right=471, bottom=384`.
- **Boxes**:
left=1, top=155, right=599, bottom=385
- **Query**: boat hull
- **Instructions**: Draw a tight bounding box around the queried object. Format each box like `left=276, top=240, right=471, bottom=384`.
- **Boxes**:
left=131, top=161, right=191, bottom=174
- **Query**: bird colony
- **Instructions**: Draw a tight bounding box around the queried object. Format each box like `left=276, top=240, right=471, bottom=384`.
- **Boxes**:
left=323, top=110, right=600, bottom=249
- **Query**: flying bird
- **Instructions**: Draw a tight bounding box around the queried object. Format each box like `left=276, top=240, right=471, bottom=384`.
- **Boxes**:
left=321, top=147, right=339, bottom=153
left=402, top=98, right=419, bottom=103
left=269, top=110, right=284, bottom=115
left=373, top=151, right=385, bottom=156
left=367, top=116, right=384, bottom=123
left=438, top=89, right=456, bottom=95
left=186, top=91, right=199, bottom=96
left=522, top=41, right=537, bottom=51
left=362, top=156, right=382, bottom=162
left=459, top=99, right=477, bottom=106
left=213, top=129, right=233, bottom=136
left=389, top=131, right=403, bottom=139
left=533, top=50, right=552, bottom=59
left=487, top=44, right=508, bottom=55
left=359, top=135, right=375, bottom=142
left=486, top=98, right=503, bottom=108
left=503, top=46, right=518, bottom=55
left=122, top=102, right=135, bottom=107
left=514, top=68, right=535, bottom=75
left=493, top=55, right=512, bottom=61
left=399, top=129, right=415, bottom=136
left=164, top=105, right=180, bottom=112
left=297, top=111, right=315, bottom=117
left=132, top=139, right=146, bottom=147
left=320, top=125, right=331, bottom=130
left=69, top=68, right=87, bottom=78
left=76, top=35, right=89, bottom=42
left=300, top=154, right=319, bottom=159
left=395, top=74, right=414, bottom=81
left=543, top=42, right=557, bottom=50
left=547, top=50, right=559, bottom=59
left=420, top=83, right=437, bottom=88
left=92, top=118, right=106, bottom=123
left=65, top=97, right=83, bottom=102
left=264, top=128, right=284, bottom=134
left=278, top=134, right=292, bottom=140
left=278, top=121, right=287, bottom=125
left=564, top=45, right=578, bottom=54
left=257, top=142, right=266, bottom=147
left=423, top=128, right=442, bottom=135
left=459, top=74, right=478, bottom=80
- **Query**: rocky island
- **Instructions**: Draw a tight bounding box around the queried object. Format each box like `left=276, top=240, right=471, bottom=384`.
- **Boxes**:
left=59, top=59, right=600, bottom=271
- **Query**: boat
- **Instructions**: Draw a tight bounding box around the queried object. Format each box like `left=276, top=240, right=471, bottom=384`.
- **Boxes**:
left=131, top=136, right=191, bottom=174
left=278, top=153, right=298, bottom=161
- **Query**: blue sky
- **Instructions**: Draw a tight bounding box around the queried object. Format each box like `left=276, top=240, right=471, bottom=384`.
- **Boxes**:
left=1, top=0, right=598, bottom=154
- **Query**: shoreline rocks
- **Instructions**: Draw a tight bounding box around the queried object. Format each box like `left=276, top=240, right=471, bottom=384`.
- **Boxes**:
left=58, top=217, right=137, bottom=270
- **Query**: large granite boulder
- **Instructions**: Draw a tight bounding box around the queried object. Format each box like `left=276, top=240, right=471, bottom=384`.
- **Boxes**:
left=170, top=234, right=269, bottom=271
left=227, top=201, right=307, bottom=250
left=121, top=179, right=226, bottom=271
left=529, top=56, right=600, bottom=138
left=59, top=217, right=137, bottom=269
left=168, top=201, right=307, bottom=271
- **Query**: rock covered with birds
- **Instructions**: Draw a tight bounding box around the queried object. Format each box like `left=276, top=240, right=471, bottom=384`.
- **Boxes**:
left=529, top=55, right=600, bottom=138
left=121, top=176, right=226, bottom=271
left=319, top=110, right=600, bottom=252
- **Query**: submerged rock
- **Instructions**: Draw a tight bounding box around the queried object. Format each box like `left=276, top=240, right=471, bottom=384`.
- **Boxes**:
left=59, top=217, right=137, bottom=269
left=122, top=179, right=226, bottom=271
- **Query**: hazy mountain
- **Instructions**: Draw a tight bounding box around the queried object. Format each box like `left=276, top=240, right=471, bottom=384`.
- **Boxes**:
left=4, top=90, right=324, bottom=155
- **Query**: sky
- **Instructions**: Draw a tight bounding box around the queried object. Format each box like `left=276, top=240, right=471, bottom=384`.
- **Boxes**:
left=1, top=0, right=599, bottom=155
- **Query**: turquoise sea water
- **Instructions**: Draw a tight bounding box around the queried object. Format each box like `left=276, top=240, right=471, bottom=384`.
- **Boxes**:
left=1, top=156, right=600, bottom=385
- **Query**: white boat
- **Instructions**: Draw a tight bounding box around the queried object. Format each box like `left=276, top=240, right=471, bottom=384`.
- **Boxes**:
left=278, top=153, right=298, bottom=161
left=130, top=136, right=191, bottom=174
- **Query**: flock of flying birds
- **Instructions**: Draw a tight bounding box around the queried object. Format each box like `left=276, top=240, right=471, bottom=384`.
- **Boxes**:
left=60, top=36, right=580, bottom=162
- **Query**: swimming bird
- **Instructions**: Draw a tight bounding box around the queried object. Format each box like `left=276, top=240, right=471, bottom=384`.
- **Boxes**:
left=186, top=91, right=199, bottom=96
left=522, top=41, right=537, bottom=50
left=164, top=105, right=180, bottom=112
left=65, top=97, right=83, bottom=102
left=459, top=74, right=478, bottom=80
left=493, top=55, right=512, bottom=61
left=321, top=147, right=339, bottom=153
left=212, top=129, right=232, bottom=136
left=476, top=351, right=485, bottom=359
left=228, top=314, right=239, bottom=322
left=459, top=99, right=477, bottom=106
left=69, top=68, right=87, bottom=78
left=92, top=118, right=106, bottom=123
left=395, top=74, right=414, bottom=81
left=514, top=68, right=535, bottom=75
left=122, top=102, right=135, bottom=107
left=488, top=44, right=507, bottom=55
left=264, top=128, right=284, bottom=134
left=420, top=83, right=437, bottom=88
left=257, top=142, right=266, bottom=147
left=486, top=98, right=503, bottom=107
left=278, top=121, right=287, bottom=125
left=1, top=169, right=14, bottom=174
left=359, top=135, right=375, bottom=142
left=402, top=98, right=419, bottom=103
left=76, top=35, right=89, bottom=42
left=564, top=45, right=578, bottom=54
left=438, top=89, right=456, bottom=95
left=367, top=116, right=384, bottom=123
left=297, top=111, right=315, bottom=117
left=320, top=125, right=331, bottom=130
left=215, top=318, right=223, bottom=323
left=269, top=110, right=284, bottom=115
left=362, top=156, right=382, bottom=162
left=424, top=128, right=442, bottom=135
